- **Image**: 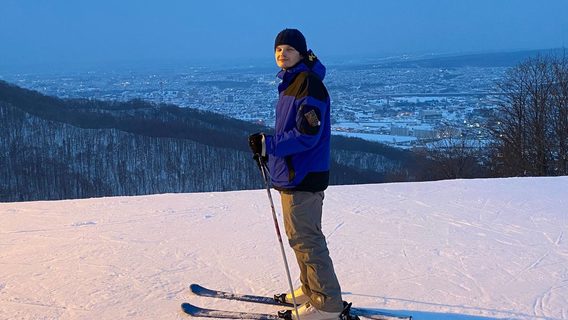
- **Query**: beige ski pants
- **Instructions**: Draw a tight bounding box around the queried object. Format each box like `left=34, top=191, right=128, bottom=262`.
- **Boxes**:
left=280, top=190, right=343, bottom=313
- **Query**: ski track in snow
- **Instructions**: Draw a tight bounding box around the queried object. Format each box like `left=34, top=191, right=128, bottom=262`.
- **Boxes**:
left=0, top=177, right=567, bottom=319
left=555, top=231, right=564, bottom=245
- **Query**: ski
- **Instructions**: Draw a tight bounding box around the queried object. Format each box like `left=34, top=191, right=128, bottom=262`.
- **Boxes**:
left=188, top=284, right=412, bottom=320
left=182, top=302, right=281, bottom=320
left=190, top=284, right=290, bottom=306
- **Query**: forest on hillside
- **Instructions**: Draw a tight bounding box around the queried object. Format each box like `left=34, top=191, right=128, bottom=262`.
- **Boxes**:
left=0, top=81, right=425, bottom=202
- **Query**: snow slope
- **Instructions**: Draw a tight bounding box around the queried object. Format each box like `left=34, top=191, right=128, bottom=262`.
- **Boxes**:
left=0, top=177, right=567, bottom=320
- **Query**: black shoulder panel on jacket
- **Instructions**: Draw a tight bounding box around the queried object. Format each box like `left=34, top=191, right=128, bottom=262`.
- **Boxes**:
left=283, top=71, right=329, bottom=102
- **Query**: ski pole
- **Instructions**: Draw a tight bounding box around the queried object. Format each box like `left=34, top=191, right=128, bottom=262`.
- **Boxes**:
left=256, top=155, right=301, bottom=320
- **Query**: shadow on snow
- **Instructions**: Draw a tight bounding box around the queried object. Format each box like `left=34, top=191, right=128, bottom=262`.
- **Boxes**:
left=345, top=292, right=558, bottom=320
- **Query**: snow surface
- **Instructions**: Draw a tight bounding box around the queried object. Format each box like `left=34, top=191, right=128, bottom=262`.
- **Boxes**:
left=0, top=177, right=567, bottom=320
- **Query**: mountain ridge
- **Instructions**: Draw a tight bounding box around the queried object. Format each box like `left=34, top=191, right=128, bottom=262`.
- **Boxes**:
left=0, top=80, right=425, bottom=202
left=330, top=47, right=567, bottom=69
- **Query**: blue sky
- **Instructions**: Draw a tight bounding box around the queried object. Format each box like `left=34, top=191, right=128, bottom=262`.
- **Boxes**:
left=1, top=0, right=567, bottom=70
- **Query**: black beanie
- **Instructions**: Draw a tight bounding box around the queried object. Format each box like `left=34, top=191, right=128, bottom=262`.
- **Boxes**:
left=274, top=28, right=308, bottom=56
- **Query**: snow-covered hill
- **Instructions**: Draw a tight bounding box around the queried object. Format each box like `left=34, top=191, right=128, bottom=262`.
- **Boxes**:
left=1, top=177, right=567, bottom=320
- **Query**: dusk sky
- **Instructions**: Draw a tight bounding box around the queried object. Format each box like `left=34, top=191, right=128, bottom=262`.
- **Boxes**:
left=1, top=0, right=567, bottom=71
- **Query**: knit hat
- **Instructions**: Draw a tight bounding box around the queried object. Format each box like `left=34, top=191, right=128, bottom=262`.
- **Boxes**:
left=274, top=28, right=308, bottom=56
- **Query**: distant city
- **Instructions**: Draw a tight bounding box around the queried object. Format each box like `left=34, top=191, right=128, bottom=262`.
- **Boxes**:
left=1, top=62, right=506, bottom=149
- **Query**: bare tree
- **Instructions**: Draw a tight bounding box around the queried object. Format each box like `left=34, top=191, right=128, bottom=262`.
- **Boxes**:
left=424, top=124, right=486, bottom=180
left=550, top=55, right=568, bottom=174
left=491, top=53, right=568, bottom=176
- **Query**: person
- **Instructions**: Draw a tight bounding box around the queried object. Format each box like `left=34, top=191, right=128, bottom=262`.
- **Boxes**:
left=248, top=28, right=343, bottom=320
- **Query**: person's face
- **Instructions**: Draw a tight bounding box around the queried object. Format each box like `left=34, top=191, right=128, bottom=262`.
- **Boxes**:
left=275, top=45, right=302, bottom=70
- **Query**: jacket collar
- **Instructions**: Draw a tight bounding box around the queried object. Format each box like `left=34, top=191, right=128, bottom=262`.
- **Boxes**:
left=277, top=62, right=309, bottom=81
left=277, top=59, right=326, bottom=82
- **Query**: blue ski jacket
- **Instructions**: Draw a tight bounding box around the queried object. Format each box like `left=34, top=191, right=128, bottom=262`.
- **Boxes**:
left=265, top=57, right=331, bottom=191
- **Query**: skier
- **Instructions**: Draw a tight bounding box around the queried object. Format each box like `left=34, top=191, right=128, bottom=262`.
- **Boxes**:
left=248, top=28, right=343, bottom=320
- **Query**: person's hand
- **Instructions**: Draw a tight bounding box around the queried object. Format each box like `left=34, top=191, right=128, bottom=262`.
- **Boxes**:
left=248, top=133, right=265, bottom=156
left=248, top=133, right=268, bottom=166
